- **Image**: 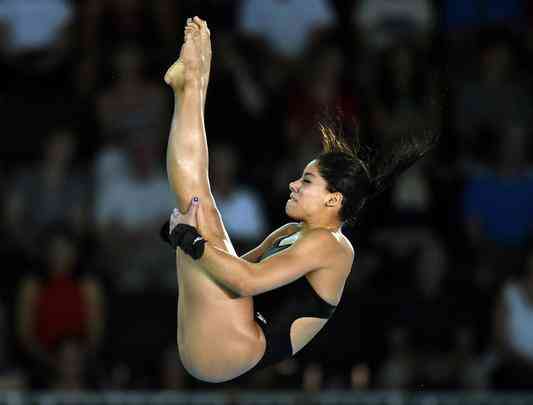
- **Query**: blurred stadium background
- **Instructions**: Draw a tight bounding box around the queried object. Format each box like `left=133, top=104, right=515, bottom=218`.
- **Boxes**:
left=1, top=0, right=533, bottom=403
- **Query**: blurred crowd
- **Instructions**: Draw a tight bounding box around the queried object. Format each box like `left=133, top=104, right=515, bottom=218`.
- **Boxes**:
left=1, top=0, right=533, bottom=392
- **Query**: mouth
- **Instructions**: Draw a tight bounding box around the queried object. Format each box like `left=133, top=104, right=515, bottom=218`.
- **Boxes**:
left=289, top=194, right=297, bottom=202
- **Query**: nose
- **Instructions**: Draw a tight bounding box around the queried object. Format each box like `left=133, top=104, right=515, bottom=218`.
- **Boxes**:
left=289, top=180, right=299, bottom=193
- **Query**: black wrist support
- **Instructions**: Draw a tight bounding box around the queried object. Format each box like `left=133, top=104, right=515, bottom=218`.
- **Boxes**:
left=160, top=222, right=206, bottom=260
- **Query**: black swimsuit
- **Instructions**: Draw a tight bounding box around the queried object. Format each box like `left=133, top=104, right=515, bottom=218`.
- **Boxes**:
left=252, top=233, right=337, bottom=370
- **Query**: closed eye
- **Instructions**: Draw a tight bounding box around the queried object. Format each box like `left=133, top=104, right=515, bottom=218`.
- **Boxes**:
left=303, top=179, right=311, bottom=183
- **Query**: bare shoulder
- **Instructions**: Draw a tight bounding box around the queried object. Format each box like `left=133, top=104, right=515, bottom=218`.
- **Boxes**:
left=298, top=228, right=353, bottom=264
left=302, top=230, right=354, bottom=304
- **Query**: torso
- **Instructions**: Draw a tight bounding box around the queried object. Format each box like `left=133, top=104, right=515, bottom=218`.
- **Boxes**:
left=256, top=224, right=353, bottom=355
left=268, top=223, right=353, bottom=305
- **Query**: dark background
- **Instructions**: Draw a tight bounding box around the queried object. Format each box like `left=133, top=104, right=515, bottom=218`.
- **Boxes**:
left=1, top=0, right=533, bottom=393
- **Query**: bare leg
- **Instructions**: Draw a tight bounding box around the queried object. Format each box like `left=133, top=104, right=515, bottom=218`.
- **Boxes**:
left=164, top=18, right=264, bottom=382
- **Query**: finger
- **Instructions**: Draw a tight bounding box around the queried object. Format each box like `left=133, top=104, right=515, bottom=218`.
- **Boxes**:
left=187, top=197, right=200, bottom=218
left=190, top=197, right=200, bottom=225
left=169, top=209, right=179, bottom=231
left=190, top=196, right=199, bottom=212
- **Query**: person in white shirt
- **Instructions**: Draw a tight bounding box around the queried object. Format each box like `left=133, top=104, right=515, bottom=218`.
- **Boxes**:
left=239, top=0, right=334, bottom=59
left=493, top=250, right=533, bottom=389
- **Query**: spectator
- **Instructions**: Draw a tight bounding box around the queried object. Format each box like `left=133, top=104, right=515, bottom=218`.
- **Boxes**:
left=0, top=0, right=73, bottom=58
left=301, top=362, right=324, bottom=392
left=371, top=45, right=438, bottom=146
left=350, top=363, right=370, bottom=390
left=94, top=141, right=174, bottom=291
left=48, top=338, right=91, bottom=390
left=286, top=44, right=358, bottom=150
left=390, top=158, right=433, bottom=226
left=353, top=0, right=435, bottom=50
left=239, top=0, right=334, bottom=60
left=454, top=40, right=532, bottom=140
left=158, top=343, right=188, bottom=390
left=409, top=236, right=452, bottom=352
left=15, top=227, right=105, bottom=388
left=0, top=187, right=32, bottom=299
left=96, top=45, right=167, bottom=147
left=462, top=124, right=533, bottom=285
left=92, top=0, right=169, bottom=57
left=210, top=143, right=268, bottom=253
left=492, top=249, right=533, bottom=389
left=12, top=128, right=90, bottom=249
left=0, top=301, right=26, bottom=389
left=449, top=327, right=492, bottom=389
left=443, top=0, right=526, bottom=34
left=376, top=327, right=415, bottom=389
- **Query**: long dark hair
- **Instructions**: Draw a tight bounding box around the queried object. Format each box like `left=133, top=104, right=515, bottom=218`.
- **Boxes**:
left=317, top=120, right=439, bottom=225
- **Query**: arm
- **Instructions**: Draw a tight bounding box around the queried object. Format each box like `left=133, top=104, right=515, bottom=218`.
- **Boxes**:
left=493, top=289, right=507, bottom=352
left=240, top=222, right=299, bottom=263
left=81, top=277, right=105, bottom=350
left=198, top=229, right=341, bottom=297
left=15, top=278, right=54, bottom=367
left=493, top=285, right=533, bottom=368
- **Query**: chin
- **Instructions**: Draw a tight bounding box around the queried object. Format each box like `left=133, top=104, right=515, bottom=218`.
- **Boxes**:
left=285, top=202, right=301, bottom=220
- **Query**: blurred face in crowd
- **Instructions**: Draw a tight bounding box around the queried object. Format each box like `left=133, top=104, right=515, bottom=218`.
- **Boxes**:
left=44, top=130, right=75, bottom=167
left=48, top=235, right=77, bottom=274
left=390, top=46, right=413, bottom=82
left=415, top=239, right=447, bottom=297
left=114, top=46, right=143, bottom=79
left=500, top=125, right=527, bottom=171
left=286, top=160, right=341, bottom=223
left=482, top=43, right=511, bottom=82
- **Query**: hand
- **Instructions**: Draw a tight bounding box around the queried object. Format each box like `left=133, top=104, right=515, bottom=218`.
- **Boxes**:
left=169, top=197, right=200, bottom=233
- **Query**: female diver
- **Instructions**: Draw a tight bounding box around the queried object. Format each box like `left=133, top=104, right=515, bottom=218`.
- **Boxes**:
left=162, top=17, right=437, bottom=383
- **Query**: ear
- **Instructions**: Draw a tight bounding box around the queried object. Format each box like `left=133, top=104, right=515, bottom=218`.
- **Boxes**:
left=325, top=192, right=343, bottom=207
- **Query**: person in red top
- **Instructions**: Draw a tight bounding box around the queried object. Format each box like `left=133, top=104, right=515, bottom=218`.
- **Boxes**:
left=15, top=226, right=105, bottom=387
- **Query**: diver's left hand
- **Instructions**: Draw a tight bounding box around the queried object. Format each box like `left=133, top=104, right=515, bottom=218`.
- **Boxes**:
left=169, top=197, right=200, bottom=233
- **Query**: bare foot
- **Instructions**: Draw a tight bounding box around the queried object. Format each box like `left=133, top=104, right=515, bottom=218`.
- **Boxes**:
left=164, top=17, right=211, bottom=98
left=164, top=59, right=185, bottom=93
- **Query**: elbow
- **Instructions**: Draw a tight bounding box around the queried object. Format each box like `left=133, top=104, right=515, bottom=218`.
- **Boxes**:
left=236, top=281, right=253, bottom=298
left=234, top=266, right=257, bottom=298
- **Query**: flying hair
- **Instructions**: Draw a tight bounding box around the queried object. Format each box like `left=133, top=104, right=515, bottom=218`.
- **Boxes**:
left=317, top=116, right=439, bottom=224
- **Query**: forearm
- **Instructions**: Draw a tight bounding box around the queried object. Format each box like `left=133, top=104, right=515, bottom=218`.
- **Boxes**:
left=197, top=242, right=254, bottom=296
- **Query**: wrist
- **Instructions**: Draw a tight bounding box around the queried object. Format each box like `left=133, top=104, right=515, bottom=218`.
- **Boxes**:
left=169, top=223, right=206, bottom=260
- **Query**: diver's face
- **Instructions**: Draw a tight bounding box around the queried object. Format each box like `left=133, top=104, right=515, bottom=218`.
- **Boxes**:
left=286, top=160, right=331, bottom=221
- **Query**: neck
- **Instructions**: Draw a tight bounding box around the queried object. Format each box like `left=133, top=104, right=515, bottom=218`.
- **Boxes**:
left=300, top=219, right=342, bottom=234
